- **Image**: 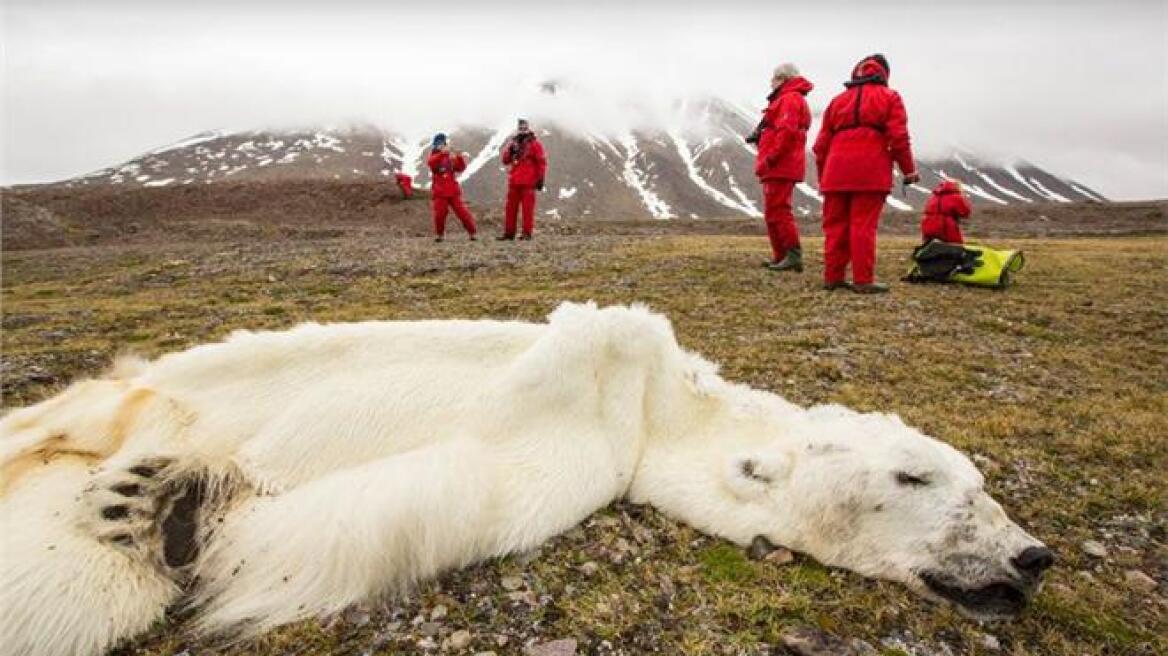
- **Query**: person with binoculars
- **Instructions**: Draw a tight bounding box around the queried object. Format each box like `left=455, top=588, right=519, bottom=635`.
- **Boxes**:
left=749, top=62, right=814, bottom=273
left=499, top=118, right=547, bottom=241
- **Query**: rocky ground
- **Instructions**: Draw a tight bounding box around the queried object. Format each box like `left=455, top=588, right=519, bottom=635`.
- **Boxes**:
left=1, top=194, right=1166, bottom=655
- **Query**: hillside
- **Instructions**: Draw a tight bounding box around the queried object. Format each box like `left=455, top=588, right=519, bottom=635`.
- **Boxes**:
left=32, top=96, right=1106, bottom=222
left=3, top=179, right=1161, bottom=252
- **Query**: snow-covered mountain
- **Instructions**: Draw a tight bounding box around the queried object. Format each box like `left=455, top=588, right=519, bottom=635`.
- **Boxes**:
left=60, top=97, right=1105, bottom=219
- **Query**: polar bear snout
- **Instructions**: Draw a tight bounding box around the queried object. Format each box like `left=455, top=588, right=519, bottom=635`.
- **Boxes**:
left=917, top=539, right=1054, bottom=621
left=1012, top=545, right=1055, bottom=578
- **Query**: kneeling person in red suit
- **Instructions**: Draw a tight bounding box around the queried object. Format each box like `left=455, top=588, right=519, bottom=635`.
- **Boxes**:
left=920, top=179, right=972, bottom=244
left=394, top=172, right=414, bottom=199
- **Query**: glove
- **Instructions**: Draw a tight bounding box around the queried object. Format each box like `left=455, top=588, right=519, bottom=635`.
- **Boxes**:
left=536, top=178, right=545, bottom=192
left=903, top=172, right=921, bottom=185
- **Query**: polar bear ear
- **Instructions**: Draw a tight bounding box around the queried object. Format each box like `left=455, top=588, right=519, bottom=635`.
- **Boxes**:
left=723, top=452, right=793, bottom=501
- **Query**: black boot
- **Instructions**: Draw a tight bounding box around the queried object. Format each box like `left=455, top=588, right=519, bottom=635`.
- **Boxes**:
left=765, top=247, right=803, bottom=272
left=853, top=282, right=891, bottom=294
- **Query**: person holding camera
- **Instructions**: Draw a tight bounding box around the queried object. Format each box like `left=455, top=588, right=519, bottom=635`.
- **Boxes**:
left=426, top=133, right=478, bottom=242
left=499, top=118, right=547, bottom=241
left=812, top=53, right=920, bottom=293
left=749, top=63, right=813, bottom=273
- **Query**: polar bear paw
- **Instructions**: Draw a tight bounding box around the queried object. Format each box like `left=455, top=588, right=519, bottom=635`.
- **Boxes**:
left=81, top=457, right=178, bottom=565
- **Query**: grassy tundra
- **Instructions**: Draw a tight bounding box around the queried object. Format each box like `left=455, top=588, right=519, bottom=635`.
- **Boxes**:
left=2, top=232, right=1165, bottom=655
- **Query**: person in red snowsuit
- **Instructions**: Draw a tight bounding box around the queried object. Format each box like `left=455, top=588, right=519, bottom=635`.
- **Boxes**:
left=751, top=63, right=813, bottom=272
left=812, top=54, right=920, bottom=293
left=426, top=133, right=477, bottom=242
left=920, top=179, right=972, bottom=244
left=499, top=119, right=547, bottom=240
left=394, top=172, right=414, bottom=199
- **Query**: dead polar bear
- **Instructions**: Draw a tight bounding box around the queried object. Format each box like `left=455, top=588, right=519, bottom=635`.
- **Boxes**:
left=0, top=301, right=1054, bottom=655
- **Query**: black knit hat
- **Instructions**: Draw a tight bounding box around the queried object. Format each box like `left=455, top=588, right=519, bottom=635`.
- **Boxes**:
left=864, top=53, right=890, bottom=76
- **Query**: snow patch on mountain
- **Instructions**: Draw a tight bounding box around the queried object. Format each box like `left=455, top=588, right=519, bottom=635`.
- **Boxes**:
left=380, top=140, right=400, bottom=172
left=1005, top=165, right=1047, bottom=199
left=725, top=172, right=759, bottom=215
left=462, top=126, right=512, bottom=182
left=885, top=196, right=913, bottom=211
left=963, top=183, right=1008, bottom=205
left=619, top=133, right=674, bottom=219
left=393, top=135, right=425, bottom=180
left=975, top=171, right=1032, bottom=203
left=1069, top=182, right=1105, bottom=202
left=668, top=130, right=760, bottom=217
left=1028, top=177, right=1071, bottom=203
left=796, top=183, right=822, bottom=202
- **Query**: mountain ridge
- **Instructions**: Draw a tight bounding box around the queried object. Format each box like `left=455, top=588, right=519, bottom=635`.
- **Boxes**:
left=48, top=100, right=1107, bottom=219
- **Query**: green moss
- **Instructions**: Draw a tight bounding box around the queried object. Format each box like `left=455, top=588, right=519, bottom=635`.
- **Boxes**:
left=1033, top=595, right=1154, bottom=647
left=699, top=544, right=756, bottom=584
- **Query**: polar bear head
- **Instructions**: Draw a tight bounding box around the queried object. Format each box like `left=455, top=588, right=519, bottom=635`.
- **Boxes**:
left=726, top=404, right=1054, bottom=621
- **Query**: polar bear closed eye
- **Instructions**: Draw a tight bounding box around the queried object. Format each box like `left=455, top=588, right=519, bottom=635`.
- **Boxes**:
left=0, top=302, right=1053, bottom=655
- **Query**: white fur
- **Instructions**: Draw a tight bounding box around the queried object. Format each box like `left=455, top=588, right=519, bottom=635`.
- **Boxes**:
left=0, top=302, right=1047, bottom=655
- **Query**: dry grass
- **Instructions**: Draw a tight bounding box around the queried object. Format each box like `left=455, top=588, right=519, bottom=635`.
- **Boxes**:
left=2, top=233, right=1165, bottom=655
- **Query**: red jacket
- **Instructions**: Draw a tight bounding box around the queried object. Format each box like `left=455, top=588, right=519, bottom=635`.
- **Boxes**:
left=501, top=135, right=547, bottom=187
left=921, top=180, right=972, bottom=243
left=394, top=172, right=414, bottom=198
left=755, top=76, right=814, bottom=182
left=427, top=150, right=467, bottom=198
left=813, top=58, right=916, bottom=192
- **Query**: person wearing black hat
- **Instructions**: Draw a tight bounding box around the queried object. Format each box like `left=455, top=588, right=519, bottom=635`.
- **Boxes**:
left=812, top=53, right=920, bottom=293
left=426, top=133, right=478, bottom=242
left=499, top=119, right=547, bottom=240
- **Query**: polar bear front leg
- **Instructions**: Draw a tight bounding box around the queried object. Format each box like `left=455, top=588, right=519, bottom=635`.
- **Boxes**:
left=0, top=460, right=181, bottom=656
left=80, top=457, right=176, bottom=564
left=188, top=436, right=507, bottom=639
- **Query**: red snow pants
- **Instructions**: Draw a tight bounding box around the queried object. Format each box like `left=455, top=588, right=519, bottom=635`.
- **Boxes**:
left=504, top=185, right=536, bottom=237
left=822, top=191, right=887, bottom=285
left=432, top=194, right=477, bottom=237
left=763, top=180, right=801, bottom=260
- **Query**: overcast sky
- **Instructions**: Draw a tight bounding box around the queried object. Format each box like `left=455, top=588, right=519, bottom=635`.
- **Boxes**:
left=3, top=0, right=1166, bottom=199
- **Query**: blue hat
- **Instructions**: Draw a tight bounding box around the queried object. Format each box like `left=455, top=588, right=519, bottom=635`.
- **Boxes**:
left=431, top=133, right=448, bottom=149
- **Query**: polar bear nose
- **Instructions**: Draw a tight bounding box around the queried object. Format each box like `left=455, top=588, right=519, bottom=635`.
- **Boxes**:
left=1012, top=546, right=1055, bottom=577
